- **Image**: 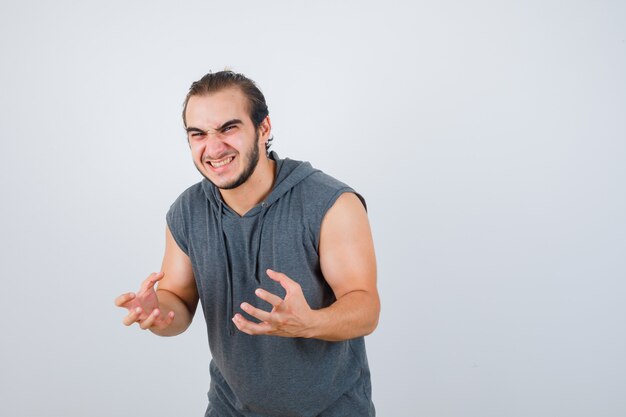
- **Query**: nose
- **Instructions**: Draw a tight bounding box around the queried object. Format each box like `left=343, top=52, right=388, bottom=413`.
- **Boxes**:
left=202, top=131, right=230, bottom=159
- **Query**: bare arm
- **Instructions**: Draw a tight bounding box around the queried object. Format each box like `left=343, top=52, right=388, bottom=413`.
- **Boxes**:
left=115, top=225, right=199, bottom=337
left=306, top=192, right=379, bottom=340
left=233, top=192, right=380, bottom=341
left=152, top=225, right=199, bottom=336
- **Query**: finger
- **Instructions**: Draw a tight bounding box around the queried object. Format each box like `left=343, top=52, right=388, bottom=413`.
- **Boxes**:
left=254, top=288, right=283, bottom=307
left=240, top=302, right=272, bottom=322
left=115, top=292, right=136, bottom=307
left=154, top=310, right=176, bottom=330
left=162, top=311, right=176, bottom=327
left=232, top=314, right=272, bottom=335
left=142, top=272, right=165, bottom=291
left=123, top=307, right=142, bottom=326
left=266, top=269, right=299, bottom=293
left=139, top=308, right=160, bottom=330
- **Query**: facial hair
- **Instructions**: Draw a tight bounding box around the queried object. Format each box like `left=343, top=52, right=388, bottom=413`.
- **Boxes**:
left=194, top=131, right=260, bottom=190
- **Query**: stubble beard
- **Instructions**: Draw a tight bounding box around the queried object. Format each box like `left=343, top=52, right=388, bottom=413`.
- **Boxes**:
left=195, top=132, right=261, bottom=190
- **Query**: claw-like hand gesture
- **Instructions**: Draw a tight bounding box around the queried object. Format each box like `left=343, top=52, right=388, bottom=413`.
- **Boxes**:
left=233, top=269, right=316, bottom=338
left=115, top=272, right=175, bottom=331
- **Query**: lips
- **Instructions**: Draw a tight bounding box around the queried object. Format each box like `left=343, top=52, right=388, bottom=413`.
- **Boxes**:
left=207, top=156, right=234, bottom=168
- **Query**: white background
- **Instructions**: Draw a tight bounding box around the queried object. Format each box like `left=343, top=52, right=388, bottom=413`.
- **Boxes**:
left=1, top=1, right=625, bottom=416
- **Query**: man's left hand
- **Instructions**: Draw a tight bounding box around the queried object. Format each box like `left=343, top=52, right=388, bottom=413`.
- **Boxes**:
left=232, top=269, right=316, bottom=338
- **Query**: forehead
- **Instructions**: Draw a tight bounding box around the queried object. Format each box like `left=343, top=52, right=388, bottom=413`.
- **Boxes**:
left=185, top=87, right=251, bottom=128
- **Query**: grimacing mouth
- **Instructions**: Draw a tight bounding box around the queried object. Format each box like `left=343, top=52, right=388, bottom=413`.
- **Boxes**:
left=206, top=155, right=235, bottom=168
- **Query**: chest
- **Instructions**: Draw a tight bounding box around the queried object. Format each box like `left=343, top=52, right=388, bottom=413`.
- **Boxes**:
left=187, top=202, right=329, bottom=308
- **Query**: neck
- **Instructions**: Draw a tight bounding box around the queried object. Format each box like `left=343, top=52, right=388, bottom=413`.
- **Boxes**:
left=219, top=155, right=276, bottom=216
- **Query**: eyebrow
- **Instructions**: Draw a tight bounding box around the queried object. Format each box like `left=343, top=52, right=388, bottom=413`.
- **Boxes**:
left=185, top=119, right=243, bottom=134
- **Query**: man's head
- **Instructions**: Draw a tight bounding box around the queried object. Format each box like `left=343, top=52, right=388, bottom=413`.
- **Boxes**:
left=183, top=71, right=272, bottom=190
left=183, top=71, right=272, bottom=154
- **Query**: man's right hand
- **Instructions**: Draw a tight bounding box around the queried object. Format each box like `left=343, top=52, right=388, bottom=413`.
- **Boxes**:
left=115, top=272, right=175, bottom=330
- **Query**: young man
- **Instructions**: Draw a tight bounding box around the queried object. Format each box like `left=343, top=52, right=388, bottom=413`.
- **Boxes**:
left=115, top=71, right=380, bottom=417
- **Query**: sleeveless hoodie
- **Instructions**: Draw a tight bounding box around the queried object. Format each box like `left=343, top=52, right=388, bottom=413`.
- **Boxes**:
left=166, top=152, right=374, bottom=417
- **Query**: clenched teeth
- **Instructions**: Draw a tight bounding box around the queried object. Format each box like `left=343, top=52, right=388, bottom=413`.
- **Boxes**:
left=210, top=156, right=234, bottom=168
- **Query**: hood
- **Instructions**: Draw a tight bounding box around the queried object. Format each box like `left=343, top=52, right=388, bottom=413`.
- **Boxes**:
left=201, top=151, right=317, bottom=215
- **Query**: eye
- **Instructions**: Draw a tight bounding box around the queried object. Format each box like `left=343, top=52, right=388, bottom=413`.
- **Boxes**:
left=222, top=125, right=237, bottom=133
left=190, top=132, right=205, bottom=139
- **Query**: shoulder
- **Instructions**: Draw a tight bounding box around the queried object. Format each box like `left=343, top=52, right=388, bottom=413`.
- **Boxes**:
left=286, top=166, right=366, bottom=247
left=298, top=169, right=366, bottom=212
left=170, top=181, right=205, bottom=209
left=166, top=181, right=206, bottom=254
left=167, top=180, right=211, bottom=221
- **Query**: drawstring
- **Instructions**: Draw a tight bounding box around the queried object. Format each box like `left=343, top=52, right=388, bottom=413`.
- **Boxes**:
left=212, top=199, right=236, bottom=336
left=252, top=204, right=270, bottom=284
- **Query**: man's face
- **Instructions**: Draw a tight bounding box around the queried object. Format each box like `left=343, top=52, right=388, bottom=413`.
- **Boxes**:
left=185, top=88, right=264, bottom=190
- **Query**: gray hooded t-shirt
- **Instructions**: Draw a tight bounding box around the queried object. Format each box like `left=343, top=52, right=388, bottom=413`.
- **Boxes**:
left=166, top=153, right=374, bottom=417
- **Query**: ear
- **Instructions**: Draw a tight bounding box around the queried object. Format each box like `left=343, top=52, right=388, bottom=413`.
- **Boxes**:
left=258, top=116, right=272, bottom=143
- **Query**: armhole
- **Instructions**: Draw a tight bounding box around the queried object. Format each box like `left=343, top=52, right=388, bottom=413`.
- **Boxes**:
left=166, top=207, right=190, bottom=256
left=314, top=188, right=366, bottom=251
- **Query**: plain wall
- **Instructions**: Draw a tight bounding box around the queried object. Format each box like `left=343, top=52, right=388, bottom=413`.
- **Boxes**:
left=1, top=1, right=624, bottom=416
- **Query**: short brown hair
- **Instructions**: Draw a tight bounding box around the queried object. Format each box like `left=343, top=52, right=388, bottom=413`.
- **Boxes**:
left=182, top=70, right=269, bottom=129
